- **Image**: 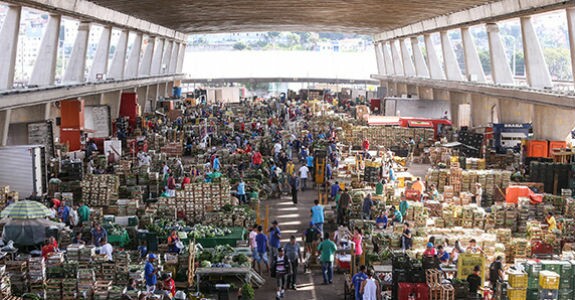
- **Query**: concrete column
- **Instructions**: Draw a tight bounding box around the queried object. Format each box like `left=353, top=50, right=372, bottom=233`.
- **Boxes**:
left=83, top=94, right=102, bottom=106
left=108, top=29, right=129, bottom=80
left=151, top=38, right=165, bottom=75
left=418, top=86, right=433, bottom=99
left=520, top=16, right=553, bottom=89
left=433, top=89, right=450, bottom=101
left=424, top=34, right=445, bottom=80
left=410, top=37, right=430, bottom=78
left=567, top=8, right=575, bottom=88
left=44, top=102, right=51, bottom=120
left=29, top=14, right=61, bottom=86
left=136, top=86, right=149, bottom=112
left=399, top=38, right=416, bottom=76
left=125, top=32, right=143, bottom=79
left=63, top=22, right=90, bottom=83
left=101, top=90, right=122, bottom=119
left=449, top=92, right=471, bottom=128
left=0, top=6, right=21, bottom=90
left=0, top=109, right=11, bottom=146
left=498, top=98, right=533, bottom=123
left=390, top=40, right=404, bottom=76
left=533, top=105, right=575, bottom=141
left=139, top=36, right=155, bottom=76
left=471, top=94, right=499, bottom=127
left=440, top=31, right=463, bottom=81
left=374, top=43, right=385, bottom=75
left=176, top=43, right=186, bottom=73
left=149, top=84, right=159, bottom=110
left=486, top=23, right=514, bottom=84
left=169, top=42, right=179, bottom=74
left=89, top=26, right=112, bottom=82
left=461, top=27, right=486, bottom=82
left=161, top=41, right=174, bottom=74
left=382, top=41, right=396, bottom=75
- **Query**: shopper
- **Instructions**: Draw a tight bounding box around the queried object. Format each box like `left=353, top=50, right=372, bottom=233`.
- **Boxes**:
left=375, top=180, right=384, bottom=196
left=303, top=221, right=320, bottom=258
left=167, top=230, right=182, bottom=253
left=310, top=200, right=325, bottom=234
left=69, top=204, right=80, bottom=228
left=290, top=175, right=299, bottom=204
left=283, top=235, right=302, bottom=289
left=237, top=179, right=247, bottom=204
left=489, top=256, right=504, bottom=290
left=166, top=173, right=176, bottom=197
left=338, top=189, right=351, bottom=226
left=77, top=201, right=90, bottom=224
left=352, top=265, right=368, bottom=300
left=249, top=224, right=258, bottom=269
left=212, top=155, right=221, bottom=171
left=360, top=269, right=380, bottom=300
left=145, top=254, right=159, bottom=293
left=362, top=194, right=374, bottom=220
left=269, top=220, right=282, bottom=258
left=271, top=247, right=291, bottom=299
left=91, top=223, right=108, bottom=247
left=317, top=232, right=337, bottom=285
left=467, top=265, right=482, bottom=299
left=58, top=200, right=71, bottom=226
left=255, top=225, right=270, bottom=274
left=99, top=237, right=113, bottom=261
left=401, top=222, right=412, bottom=250
left=399, top=197, right=409, bottom=220
left=352, top=228, right=363, bottom=268
left=298, top=164, right=310, bottom=191
left=330, top=181, right=340, bottom=202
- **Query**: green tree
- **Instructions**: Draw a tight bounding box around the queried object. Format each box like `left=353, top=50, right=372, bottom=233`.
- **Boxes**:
left=544, top=48, right=572, bottom=81
left=478, top=50, right=491, bottom=76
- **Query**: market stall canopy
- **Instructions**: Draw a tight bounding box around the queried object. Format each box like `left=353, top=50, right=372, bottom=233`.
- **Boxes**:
left=0, top=200, right=51, bottom=219
left=1, top=218, right=65, bottom=246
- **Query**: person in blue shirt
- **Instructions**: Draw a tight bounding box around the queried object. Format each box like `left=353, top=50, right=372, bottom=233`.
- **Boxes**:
left=58, top=201, right=71, bottom=225
left=437, top=245, right=450, bottom=264
left=306, top=154, right=314, bottom=168
left=326, top=163, right=332, bottom=180
left=310, top=200, right=325, bottom=234
left=145, top=253, right=158, bottom=292
left=237, top=180, right=247, bottom=204
left=375, top=211, right=388, bottom=229
left=255, top=225, right=270, bottom=274
left=212, top=155, right=221, bottom=171
left=330, top=181, right=340, bottom=202
left=352, top=265, right=368, bottom=300
left=269, top=220, right=282, bottom=258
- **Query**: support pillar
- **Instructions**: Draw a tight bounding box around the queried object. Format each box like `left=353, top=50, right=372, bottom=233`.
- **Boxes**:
left=0, top=109, right=11, bottom=146
left=567, top=8, right=575, bottom=87
left=140, top=36, right=155, bottom=76
left=101, top=90, right=122, bottom=119
left=471, top=94, right=499, bottom=127
left=410, top=37, right=429, bottom=78
left=169, top=42, right=179, bottom=74
left=533, top=105, right=575, bottom=141
left=176, top=43, right=186, bottom=73
left=149, top=84, right=159, bottom=110
left=44, top=102, right=51, bottom=120
left=520, top=16, right=552, bottom=88
left=374, top=43, right=385, bottom=75
left=29, top=14, right=61, bottom=86
left=89, top=26, right=112, bottom=81
left=461, top=27, right=486, bottom=82
left=399, top=38, right=416, bottom=76
left=0, top=5, right=21, bottom=90
left=125, top=32, right=143, bottom=79
left=136, top=86, right=149, bottom=113
left=498, top=98, right=533, bottom=123
left=151, top=38, right=165, bottom=75
left=161, top=41, right=174, bottom=74
left=390, top=40, right=404, bottom=76
left=382, top=42, right=396, bottom=75
left=424, top=34, right=445, bottom=80
left=63, top=22, right=90, bottom=83
left=440, top=31, right=463, bottom=81
left=108, top=29, right=129, bottom=80
left=449, top=92, right=471, bottom=128
left=486, top=23, right=514, bottom=84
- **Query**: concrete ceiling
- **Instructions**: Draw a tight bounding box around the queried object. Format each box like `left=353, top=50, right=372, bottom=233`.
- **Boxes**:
left=87, top=0, right=498, bottom=34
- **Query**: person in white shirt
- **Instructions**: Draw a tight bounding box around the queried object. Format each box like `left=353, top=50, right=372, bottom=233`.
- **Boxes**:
left=274, top=142, right=282, bottom=159
left=299, top=165, right=310, bottom=191
left=99, top=237, right=113, bottom=261
left=248, top=224, right=259, bottom=269
left=162, top=162, right=170, bottom=176
left=69, top=204, right=79, bottom=228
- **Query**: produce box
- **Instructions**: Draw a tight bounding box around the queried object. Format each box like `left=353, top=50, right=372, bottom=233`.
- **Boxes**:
left=539, top=270, right=560, bottom=290
left=508, top=270, right=528, bottom=289
left=195, top=227, right=246, bottom=248
left=457, top=253, right=486, bottom=285
left=506, top=287, right=526, bottom=300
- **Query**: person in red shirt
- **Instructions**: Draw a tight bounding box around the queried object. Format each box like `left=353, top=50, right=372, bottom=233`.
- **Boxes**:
left=41, top=237, right=58, bottom=258
left=161, top=273, right=176, bottom=297
left=181, top=174, right=191, bottom=189
left=240, top=122, right=245, bottom=132
left=362, top=138, right=370, bottom=152
left=244, top=143, right=252, bottom=153
left=252, top=151, right=262, bottom=168
left=51, top=198, right=61, bottom=209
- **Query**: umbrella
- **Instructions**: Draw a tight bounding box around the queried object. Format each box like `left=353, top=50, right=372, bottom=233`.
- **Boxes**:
left=0, top=200, right=51, bottom=219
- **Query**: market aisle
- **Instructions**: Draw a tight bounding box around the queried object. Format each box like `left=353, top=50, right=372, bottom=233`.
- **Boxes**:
left=254, top=188, right=345, bottom=300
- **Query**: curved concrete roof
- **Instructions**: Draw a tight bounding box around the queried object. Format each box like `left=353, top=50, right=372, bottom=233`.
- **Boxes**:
left=87, top=0, right=498, bottom=34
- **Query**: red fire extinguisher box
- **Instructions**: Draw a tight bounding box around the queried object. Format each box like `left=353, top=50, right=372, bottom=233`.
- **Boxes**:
left=119, top=92, right=139, bottom=129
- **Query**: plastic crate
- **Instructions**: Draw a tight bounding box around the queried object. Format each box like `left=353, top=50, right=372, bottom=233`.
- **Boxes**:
left=558, top=289, right=574, bottom=300
left=508, top=271, right=528, bottom=289
left=528, top=276, right=539, bottom=289
left=539, top=271, right=560, bottom=290
left=539, top=289, right=559, bottom=300
left=525, top=261, right=542, bottom=277
left=542, top=261, right=562, bottom=274
left=526, top=289, right=539, bottom=300
left=507, top=287, right=527, bottom=300
left=559, top=261, right=573, bottom=278
left=560, top=278, right=573, bottom=289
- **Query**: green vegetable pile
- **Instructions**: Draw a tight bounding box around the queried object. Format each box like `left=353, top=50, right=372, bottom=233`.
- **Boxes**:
left=188, top=224, right=232, bottom=239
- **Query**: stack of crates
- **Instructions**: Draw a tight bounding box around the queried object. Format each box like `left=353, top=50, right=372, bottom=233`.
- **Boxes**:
left=558, top=261, right=573, bottom=300
left=525, top=261, right=542, bottom=300
left=507, top=270, right=528, bottom=300
left=539, top=270, right=560, bottom=300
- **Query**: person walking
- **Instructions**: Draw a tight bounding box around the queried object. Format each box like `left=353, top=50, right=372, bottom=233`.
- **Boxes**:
left=489, top=256, right=504, bottom=290
left=283, top=235, right=302, bottom=290
left=352, top=228, right=363, bottom=268
left=317, top=232, right=337, bottom=285
left=298, top=164, right=310, bottom=191
left=289, top=175, right=299, bottom=204
left=237, top=179, right=247, bottom=204
left=269, top=220, right=282, bottom=258
left=360, top=269, right=381, bottom=300
left=401, top=222, right=412, bottom=250
left=338, top=189, right=351, bottom=226
left=255, top=225, right=270, bottom=274
left=310, top=200, right=325, bottom=234
left=362, top=194, right=374, bottom=220
left=352, top=265, right=368, bottom=300
left=271, top=247, right=291, bottom=300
